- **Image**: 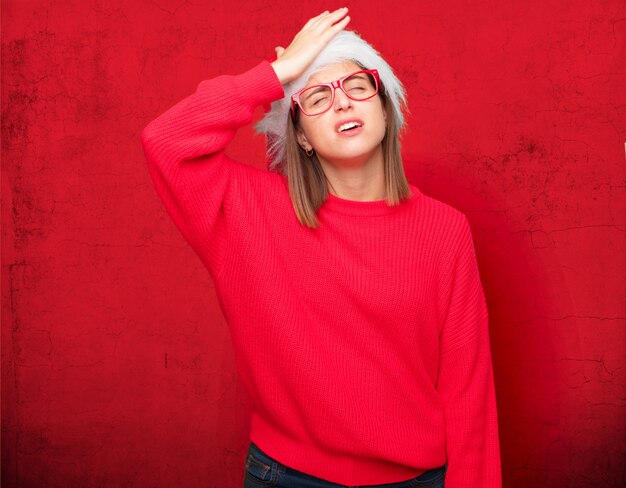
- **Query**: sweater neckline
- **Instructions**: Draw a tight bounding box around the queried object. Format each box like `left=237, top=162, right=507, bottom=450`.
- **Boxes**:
left=322, top=187, right=417, bottom=216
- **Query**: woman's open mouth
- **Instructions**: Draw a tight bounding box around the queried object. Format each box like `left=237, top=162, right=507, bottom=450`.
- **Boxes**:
left=335, top=119, right=364, bottom=136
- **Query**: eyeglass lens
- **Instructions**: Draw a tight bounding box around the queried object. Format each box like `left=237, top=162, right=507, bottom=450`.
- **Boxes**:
left=299, top=72, right=377, bottom=115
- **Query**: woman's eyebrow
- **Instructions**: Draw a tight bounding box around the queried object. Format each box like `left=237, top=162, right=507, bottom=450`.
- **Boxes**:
left=303, top=86, right=328, bottom=100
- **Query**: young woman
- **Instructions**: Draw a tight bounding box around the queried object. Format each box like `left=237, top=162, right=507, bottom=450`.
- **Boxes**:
left=141, top=8, right=501, bottom=488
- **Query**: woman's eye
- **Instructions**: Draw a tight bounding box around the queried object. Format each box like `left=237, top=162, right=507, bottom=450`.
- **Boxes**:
left=312, top=96, right=329, bottom=106
left=345, top=80, right=368, bottom=92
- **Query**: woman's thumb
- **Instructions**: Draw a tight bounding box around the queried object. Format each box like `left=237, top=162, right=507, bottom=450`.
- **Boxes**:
left=275, top=46, right=286, bottom=58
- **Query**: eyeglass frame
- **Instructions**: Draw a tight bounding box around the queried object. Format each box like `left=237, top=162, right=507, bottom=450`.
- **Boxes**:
left=290, top=69, right=381, bottom=119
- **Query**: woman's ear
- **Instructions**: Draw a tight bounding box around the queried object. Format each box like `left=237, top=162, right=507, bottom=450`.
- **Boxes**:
left=296, top=129, right=312, bottom=152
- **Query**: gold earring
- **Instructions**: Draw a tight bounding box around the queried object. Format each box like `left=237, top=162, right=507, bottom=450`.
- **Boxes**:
left=305, top=148, right=314, bottom=157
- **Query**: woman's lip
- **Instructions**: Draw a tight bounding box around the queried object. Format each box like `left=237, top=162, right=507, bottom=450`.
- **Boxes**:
left=335, top=119, right=365, bottom=133
left=336, top=124, right=364, bottom=137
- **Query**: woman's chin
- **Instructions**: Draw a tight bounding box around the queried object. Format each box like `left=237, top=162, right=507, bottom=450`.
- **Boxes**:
left=318, top=146, right=383, bottom=168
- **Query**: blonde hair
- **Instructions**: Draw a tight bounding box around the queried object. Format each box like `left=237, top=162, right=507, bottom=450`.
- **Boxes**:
left=256, top=30, right=412, bottom=227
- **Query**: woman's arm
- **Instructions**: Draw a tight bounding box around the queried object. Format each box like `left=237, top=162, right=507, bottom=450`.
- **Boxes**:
left=140, top=61, right=284, bottom=277
left=437, top=217, right=502, bottom=487
left=141, top=8, right=350, bottom=278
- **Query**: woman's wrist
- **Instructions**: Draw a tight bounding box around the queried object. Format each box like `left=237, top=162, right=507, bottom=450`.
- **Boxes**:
left=270, top=60, right=294, bottom=86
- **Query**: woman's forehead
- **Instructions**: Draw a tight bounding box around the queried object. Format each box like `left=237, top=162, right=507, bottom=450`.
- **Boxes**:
left=305, top=60, right=363, bottom=86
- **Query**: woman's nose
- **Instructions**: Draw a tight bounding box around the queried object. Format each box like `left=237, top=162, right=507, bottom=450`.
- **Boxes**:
left=333, top=88, right=353, bottom=111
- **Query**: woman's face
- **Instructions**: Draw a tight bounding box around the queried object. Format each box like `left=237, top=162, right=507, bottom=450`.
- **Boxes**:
left=295, top=60, right=387, bottom=168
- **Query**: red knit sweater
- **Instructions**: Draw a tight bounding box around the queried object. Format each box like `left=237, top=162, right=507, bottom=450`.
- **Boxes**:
left=141, top=60, right=501, bottom=487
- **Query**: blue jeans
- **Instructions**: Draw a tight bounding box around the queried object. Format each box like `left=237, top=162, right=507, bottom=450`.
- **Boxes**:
left=243, top=442, right=446, bottom=488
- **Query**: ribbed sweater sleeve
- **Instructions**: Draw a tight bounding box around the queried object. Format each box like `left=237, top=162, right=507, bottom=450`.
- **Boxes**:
left=437, top=217, right=502, bottom=487
left=140, top=61, right=284, bottom=277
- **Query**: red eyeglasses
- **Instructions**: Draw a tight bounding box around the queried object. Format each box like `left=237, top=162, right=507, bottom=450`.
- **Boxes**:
left=290, top=69, right=381, bottom=118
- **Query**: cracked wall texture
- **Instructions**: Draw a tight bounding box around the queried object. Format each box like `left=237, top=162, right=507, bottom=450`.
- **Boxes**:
left=2, top=0, right=625, bottom=487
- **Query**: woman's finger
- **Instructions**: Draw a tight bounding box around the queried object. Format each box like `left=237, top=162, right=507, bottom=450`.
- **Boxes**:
left=302, top=10, right=330, bottom=29
left=270, top=8, right=350, bottom=84
left=315, top=7, right=348, bottom=28
left=329, top=14, right=350, bottom=33
left=308, top=7, right=347, bottom=30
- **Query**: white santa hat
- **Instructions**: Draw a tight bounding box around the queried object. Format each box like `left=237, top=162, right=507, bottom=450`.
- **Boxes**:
left=255, top=29, right=407, bottom=174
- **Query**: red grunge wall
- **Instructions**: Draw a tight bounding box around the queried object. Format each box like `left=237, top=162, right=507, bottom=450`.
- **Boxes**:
left=2, top=1, right=624, bottom=486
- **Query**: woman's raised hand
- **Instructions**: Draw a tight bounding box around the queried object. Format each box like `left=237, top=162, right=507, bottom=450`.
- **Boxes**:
left=271, top=8, right=351, bottom=85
